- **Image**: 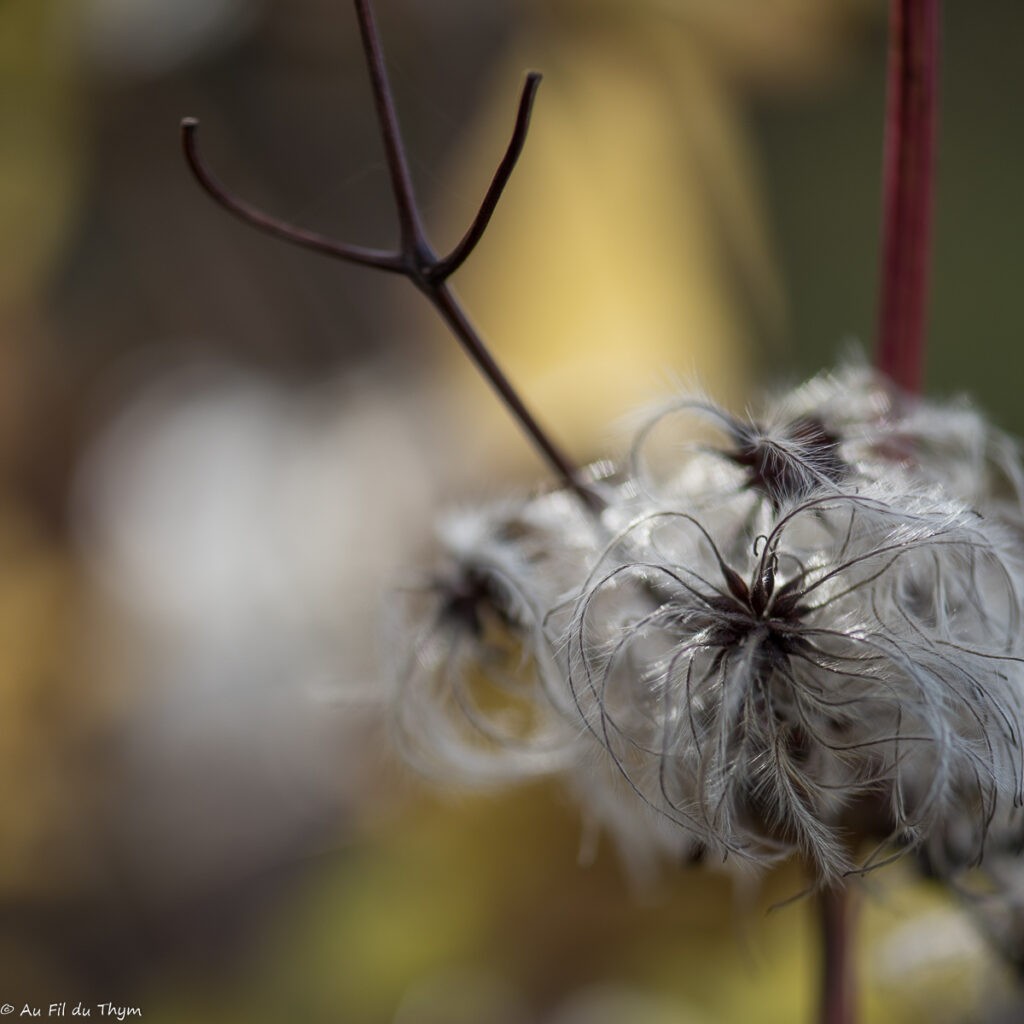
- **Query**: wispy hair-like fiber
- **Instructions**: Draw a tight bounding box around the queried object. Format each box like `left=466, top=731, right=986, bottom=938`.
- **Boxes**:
left=392, top=368, right=1024, bottom=887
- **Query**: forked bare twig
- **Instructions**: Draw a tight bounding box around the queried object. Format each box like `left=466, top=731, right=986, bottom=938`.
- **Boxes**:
left=181, top=0, right=602, bottom=512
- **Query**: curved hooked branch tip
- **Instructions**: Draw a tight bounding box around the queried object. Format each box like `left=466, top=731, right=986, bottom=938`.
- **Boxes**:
left=434, top=72, right=543, bottom=280
left=179, top=118, right=403, bottom=273
left=179, top=72, right=543, bottom=284
left=180, top=0, right=603, bottom=514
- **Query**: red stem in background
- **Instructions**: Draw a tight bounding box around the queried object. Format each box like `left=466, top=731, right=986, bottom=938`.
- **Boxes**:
left=818, top=887, right=856, bottom=1024
left=876, top=0, right=940, bottom=394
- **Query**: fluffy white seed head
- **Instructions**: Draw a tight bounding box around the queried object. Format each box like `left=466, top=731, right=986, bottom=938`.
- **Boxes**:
left=567, top=486, right=1024, bottom=880
left=390, top=368, right=1024, bottom=886
left=390, top=491, right=597, bottom=783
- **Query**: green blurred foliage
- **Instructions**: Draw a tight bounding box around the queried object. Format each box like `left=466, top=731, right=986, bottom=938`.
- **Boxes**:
left=0, top=0, right=81, bottom=311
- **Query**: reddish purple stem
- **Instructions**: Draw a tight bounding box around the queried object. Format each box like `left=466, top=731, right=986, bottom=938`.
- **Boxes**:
left=818, top=886, right=856, bottom=1024
left=876, top=0, right=940, bottom=394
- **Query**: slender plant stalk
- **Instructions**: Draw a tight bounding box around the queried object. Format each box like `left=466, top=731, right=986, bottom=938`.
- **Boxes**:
left=876, top=0, right=941, bottom=394
left=818, top=886, right=856, bottom=1024
left=181, top=0, right=603, bottom=512
left=825, top=10, right=942, bottom=1023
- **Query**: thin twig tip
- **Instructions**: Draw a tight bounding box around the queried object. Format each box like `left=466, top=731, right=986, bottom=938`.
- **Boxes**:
left=176, top=0, right=592, bottom=507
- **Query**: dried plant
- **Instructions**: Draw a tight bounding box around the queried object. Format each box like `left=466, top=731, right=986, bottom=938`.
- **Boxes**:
left=178, top=2, right=1019, bottom=1023
left=403, top=381, right=1024, bottom=885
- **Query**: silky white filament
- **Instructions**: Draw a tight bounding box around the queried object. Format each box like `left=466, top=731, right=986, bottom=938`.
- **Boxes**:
left=391, top=366, right=1024, bottom=886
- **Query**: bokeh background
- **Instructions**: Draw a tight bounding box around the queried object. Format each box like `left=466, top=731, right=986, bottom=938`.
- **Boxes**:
left=3, top=1, right=1024, bottom=1021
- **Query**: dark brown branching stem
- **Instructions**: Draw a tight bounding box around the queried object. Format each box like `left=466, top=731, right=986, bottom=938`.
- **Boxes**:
left=181, top=0, right=603, bottom=513
left=818, top=887, right=856, bottom=1024
left=876, top=0, right=940, bottom=395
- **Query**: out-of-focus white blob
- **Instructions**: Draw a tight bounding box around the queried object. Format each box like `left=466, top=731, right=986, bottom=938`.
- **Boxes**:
left=873, top=907, right=990, bottom=980
left=871, top=905, right=1007, bottom=1019
left=75, top=0, right=263, bottom=76
left=73, top=360, right=439, bottom=898
left=78, top=363, right=436, bottom=668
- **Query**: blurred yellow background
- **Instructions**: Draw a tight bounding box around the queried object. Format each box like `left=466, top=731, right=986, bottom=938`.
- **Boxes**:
left=2, top=1, right=1024, bottom=1021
